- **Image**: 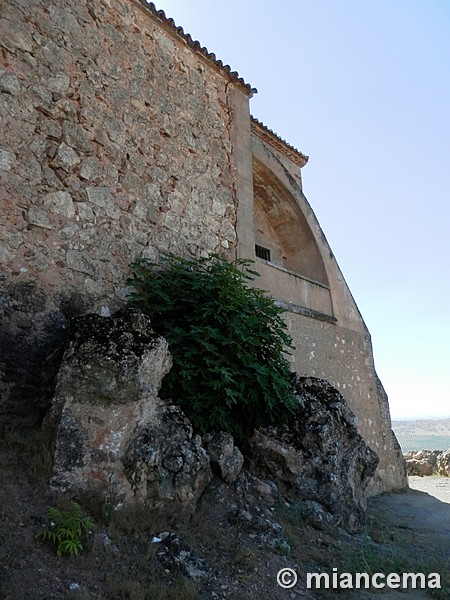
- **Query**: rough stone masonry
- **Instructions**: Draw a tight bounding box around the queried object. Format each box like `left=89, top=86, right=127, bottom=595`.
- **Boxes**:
left=0, top=0, right=247, bottom=429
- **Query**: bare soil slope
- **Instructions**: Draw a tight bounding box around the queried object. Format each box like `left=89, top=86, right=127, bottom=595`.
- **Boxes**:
left=1, top=438, right=449, bottom=600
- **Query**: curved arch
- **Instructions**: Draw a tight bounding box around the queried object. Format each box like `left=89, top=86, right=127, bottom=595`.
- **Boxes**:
left=253, top=157, right=328, bottom=285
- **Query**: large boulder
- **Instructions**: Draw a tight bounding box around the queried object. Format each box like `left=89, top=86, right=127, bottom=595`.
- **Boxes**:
left=124, top=406, right=212, bottom=513
left=403, top=450, right=441, bottom=476
left=249, top=375, right=379, bottom=533
left=45, top=307, right=212, bottom=515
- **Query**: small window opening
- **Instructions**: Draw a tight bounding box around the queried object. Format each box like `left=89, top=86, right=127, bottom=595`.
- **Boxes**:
left=255, top=244, right=271, bottom=262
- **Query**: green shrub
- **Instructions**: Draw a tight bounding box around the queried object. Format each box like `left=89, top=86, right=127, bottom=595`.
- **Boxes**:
left=127, top=253, right=297, bottom=442
left=37, top=502, right=94, bottom=556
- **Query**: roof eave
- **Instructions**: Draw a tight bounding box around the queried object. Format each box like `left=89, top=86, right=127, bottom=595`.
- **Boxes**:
left=251, top=117, right=309, bottom=168
left=134, top=1, right=257, bottom=97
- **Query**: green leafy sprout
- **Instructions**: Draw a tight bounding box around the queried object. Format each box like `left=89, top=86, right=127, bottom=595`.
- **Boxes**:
left=127, top=253, right=298, bottom=442
left=37, top=502, right=94, bottom=557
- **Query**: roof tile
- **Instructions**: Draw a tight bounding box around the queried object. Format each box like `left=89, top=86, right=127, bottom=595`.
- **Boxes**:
left=136, top=1, right=257, bottom=96
left=251, top=117, right=309, bottom=167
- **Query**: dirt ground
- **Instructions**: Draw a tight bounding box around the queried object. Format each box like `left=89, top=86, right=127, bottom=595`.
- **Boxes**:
left=0, top=435, right=449, bottom=600
left=361, top=477, right=450, bottom=600
left=369, top=476, right=450, bottom=555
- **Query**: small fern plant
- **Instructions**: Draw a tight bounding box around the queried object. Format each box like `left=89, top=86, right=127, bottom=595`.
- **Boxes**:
left=37, top=502, right=94, bottom=557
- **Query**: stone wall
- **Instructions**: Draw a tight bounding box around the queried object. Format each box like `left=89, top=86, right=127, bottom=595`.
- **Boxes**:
left=285, top=313, right=405, bottom=494
left=0, top=0, right=250, bottom=427
left=250, top=132, right=407, bottom=494
left=0, top=0, right=406, bottom=494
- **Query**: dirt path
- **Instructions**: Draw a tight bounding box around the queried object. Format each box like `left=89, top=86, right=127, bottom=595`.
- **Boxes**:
left=408, top=476, right=450, bottom=505
left=360, top=477, right=450, bottom=599
left=368, top=477, right=450, bottom=556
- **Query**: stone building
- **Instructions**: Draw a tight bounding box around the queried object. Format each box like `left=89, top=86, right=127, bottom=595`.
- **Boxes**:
left=0, top=0, right=406, bottom=493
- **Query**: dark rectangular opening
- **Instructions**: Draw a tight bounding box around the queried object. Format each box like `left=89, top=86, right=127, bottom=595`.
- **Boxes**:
left=255, top=244, right=271, bottom=262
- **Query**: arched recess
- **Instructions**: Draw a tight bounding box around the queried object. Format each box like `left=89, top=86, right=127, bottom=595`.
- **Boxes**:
left=253, top=157, right=328, bottom=285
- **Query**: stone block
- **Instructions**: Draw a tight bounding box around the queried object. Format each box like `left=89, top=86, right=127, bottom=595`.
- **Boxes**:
left=0, top=149, right=16, bottom=171
left=51, top=143, right=80, bottom=170
left=66, top=249, right=99, bottom=278
left=63, top=121, right=93, bottom=153
left=43, top=191, right=75, bottom=218
left=0, top=73, right=21, bottom=95
left=28, top=207, right=53, bottom=229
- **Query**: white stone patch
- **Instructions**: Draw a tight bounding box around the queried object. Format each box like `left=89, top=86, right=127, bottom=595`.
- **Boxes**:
left=132, top=204, right=147, bottom=220
left=44, top=191, right=75, bottom=218
left=77, top=202, right=95, bottom=222
left=51, top=143, right=80, bottom=170
left=86, top=187, right=114, bottom=209
left=48, top=72, right=70, bottom=93
left=28, top=207, right=53, bottom=229
left=58, top=224, right=78, bottom=239
left=141, top=245, right=159, bottom=262
left=204, top=233, right=219, bottom=251
left=0, top=148, right=16, bottom=171
left=0, top=73, right=21, bottom=95
left=221, top=221, right=236, bottom=242
left=212, top=199, right=226, bottom=217
left=80, top=157, right=101, bottom=181
left=222, top=139, right=232, bottom=153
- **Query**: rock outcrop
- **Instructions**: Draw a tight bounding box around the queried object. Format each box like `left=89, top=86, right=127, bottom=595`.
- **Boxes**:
left=0, top=279, right=75, bottom=431
left=203, top=431, right=244, bottom=484
left=437, top=450, right=450, bottom=476
left=403, top=450, right=441, bottom=476
left=45, top=308, right=212, bottom=515
left=45, top=310, right=381, bottom=529
left=249, top=375, right=379, bottom=533
left=403, top=449, right=450, bottom=477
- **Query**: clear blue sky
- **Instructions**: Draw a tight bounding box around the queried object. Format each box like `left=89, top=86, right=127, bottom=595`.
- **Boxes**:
left=155, top=0, right=450, bottom=420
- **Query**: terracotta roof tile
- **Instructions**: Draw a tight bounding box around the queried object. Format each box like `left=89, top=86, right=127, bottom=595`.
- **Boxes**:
left=134, top=3, right=308, bottom=165
left=251, top=117, right=309, bottom=168
left=136, top=1, right=257, bottom=96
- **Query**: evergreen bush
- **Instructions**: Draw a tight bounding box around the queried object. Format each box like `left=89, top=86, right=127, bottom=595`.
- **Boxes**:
left=127, top=253, right=297, bottom=442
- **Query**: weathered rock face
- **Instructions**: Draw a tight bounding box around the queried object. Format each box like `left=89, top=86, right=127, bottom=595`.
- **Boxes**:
left=0, top=279, right=82, bottom=431
left=405, top=458, right=434, bottom=477
left=436, top=450, right=450, bottom=477
left=203, top=432, right=244, bottom=484
left=404, top=450, right=441, bottom=477
left=46, top=308, right=212, bottom=515
left=124, top=407, right=212, bottom=514
left=437, top=451, right=450, bottom=476
left=249, top=376, right=379, bottom=533
left=404, top=449, right=450, bottom=477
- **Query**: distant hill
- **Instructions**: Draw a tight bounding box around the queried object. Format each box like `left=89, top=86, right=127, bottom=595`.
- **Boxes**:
left=392, top=418, right=450, bottom=453
left=392, top=418, right=450, bottom=435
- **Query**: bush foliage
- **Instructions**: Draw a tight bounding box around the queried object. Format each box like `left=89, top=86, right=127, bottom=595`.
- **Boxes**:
left=37, top=502, right=94, bottom=557
left=127, top=253, right=297, bottom=441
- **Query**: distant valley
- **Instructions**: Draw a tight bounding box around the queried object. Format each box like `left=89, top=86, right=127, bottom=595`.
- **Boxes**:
left=392, top=418, right=450, bottom=453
